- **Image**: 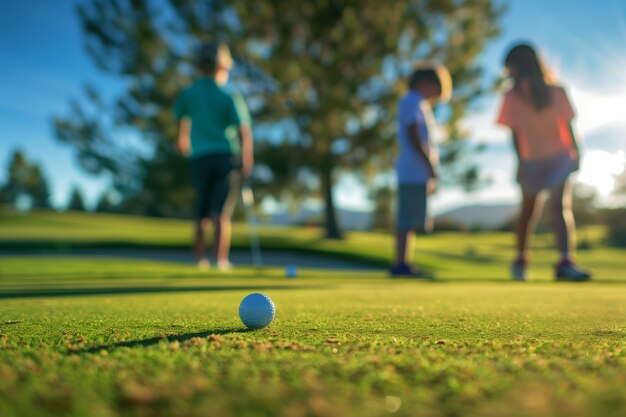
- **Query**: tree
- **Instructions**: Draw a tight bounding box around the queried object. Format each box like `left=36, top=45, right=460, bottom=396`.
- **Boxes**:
left=234, top=0, right=504, bottom=237
left=54, top=0, right=236, bottom=219
left=67, top=186, right=87, bottom=211
left=371, top=186, right=393, bottom=231
left=54, top=0, right=505, bottom=238
left=94, top=190, right=120, bottom=213
left=603, top=166, right=626, bottom=245
left=0, top=150, right=52, bottom=210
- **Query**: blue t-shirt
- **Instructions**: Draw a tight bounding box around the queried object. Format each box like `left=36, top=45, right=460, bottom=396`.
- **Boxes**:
left=395, top=91, right=438, bottom=184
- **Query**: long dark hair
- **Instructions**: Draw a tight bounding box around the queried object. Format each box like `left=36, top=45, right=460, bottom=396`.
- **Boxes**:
left=505, top=43, right=553, bottom=110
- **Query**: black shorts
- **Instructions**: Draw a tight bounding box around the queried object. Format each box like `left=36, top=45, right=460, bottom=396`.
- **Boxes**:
left=189, top=153, right=240, bottom=220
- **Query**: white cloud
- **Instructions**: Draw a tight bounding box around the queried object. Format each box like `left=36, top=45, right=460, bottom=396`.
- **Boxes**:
left=568, top=84, right=626, bottom=134
left=460, top=78, right=626, bottom=147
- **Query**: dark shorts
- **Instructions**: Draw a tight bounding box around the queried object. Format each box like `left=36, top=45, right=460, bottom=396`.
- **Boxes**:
left=397, top=183, right=430, bottom=232
left=189, top=153, right=240, bottom=220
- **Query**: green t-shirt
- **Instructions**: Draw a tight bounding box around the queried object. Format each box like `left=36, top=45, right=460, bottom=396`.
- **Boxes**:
left=173, top=78, right=250, bottom=158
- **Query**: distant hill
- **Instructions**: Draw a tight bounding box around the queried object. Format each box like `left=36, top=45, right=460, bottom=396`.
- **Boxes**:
left=266, top=204, right=518, bottom=231
left=436, top=204, right=518, bottom=230
left=267, top=207, right=373, bottom=230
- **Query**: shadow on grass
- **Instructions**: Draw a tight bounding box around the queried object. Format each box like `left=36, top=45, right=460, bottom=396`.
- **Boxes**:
left=0, top=284, right=332, bottom=299
left=0, top=271, right=272, bottom=280
left=78, top=327, right=250, bottom=354
left=1, top=247, right=387, bottom=270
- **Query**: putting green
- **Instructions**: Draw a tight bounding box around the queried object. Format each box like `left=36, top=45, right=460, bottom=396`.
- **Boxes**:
left=0, top=256, right=624, bottom=417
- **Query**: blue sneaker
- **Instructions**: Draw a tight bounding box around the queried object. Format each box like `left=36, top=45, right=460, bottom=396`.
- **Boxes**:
left=389, top=263, right=434, bottom=279
left=555, top=260, right=591, bottom=282
left=511, top=259, right=528, bottom=281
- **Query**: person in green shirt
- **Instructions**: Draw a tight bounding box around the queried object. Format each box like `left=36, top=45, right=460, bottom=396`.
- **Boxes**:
left=174, top=42, right=254, bottom=271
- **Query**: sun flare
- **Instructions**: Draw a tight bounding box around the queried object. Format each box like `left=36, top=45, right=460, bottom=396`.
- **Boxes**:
left=577, top=150, right=625, bottom=196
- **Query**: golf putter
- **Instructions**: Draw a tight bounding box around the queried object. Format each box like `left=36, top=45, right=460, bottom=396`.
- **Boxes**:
left=241, top=178, right=263, bottom=268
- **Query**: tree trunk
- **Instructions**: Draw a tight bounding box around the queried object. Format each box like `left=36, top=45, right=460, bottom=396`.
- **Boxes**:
left=321, top=167, right=343, bottom=240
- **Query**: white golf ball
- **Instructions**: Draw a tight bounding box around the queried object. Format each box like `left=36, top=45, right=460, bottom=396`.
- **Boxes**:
left=238, top=293, right=275, bottom=330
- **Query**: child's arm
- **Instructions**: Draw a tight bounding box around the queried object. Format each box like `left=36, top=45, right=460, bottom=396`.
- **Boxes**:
left=406, top=122, right=437, bottom=193
left=511, top=130, right=525, bottom=181
left=568, top=122, right=581, bottom=168
left=177, top=118, right=191, bottom=156
left=568, top=123, right=579, bottom=152
left=406, top=122, right=437, bottom=178
left=240, top=125, right=254, bottom=177
left=511, top=130, right=521, bottom=160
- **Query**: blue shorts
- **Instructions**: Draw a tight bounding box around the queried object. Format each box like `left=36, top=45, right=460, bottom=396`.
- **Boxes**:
left=518, top=151, right=578, bottom=195
left=397, top=183, right=430, bottom=232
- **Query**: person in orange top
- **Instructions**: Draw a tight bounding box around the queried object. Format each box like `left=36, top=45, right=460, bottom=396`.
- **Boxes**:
left=497, top=42, right=591, bottom=281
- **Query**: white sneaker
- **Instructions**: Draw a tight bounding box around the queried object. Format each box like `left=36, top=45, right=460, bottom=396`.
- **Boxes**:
left=198, top=258, right=210, bottom=271
left=217, top=260, right=232, bottom=272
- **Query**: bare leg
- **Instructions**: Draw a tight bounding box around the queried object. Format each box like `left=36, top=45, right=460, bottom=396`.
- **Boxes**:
left=516, top=191, right=543, bottom=260
left=193, top=218, right=207, bottom=259
left=395, top=229, right=415, bottom=266
left=549, top=181, right=575, bottom=260
left=212, top=214, right=232, bottom=268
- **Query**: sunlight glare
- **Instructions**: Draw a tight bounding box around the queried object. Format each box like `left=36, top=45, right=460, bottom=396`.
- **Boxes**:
left=570, top=87, right=626, bottom=133
left=577, top=150, right=625, bottom=196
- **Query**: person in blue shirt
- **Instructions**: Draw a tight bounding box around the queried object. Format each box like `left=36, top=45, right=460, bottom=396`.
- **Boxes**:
left=391, top=64, right=452, bottom=277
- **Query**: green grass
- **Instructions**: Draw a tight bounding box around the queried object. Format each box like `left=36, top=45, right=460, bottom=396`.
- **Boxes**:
left=1, top=211, right=625, bottom=416
left=0, top=208, right=621, bottom=282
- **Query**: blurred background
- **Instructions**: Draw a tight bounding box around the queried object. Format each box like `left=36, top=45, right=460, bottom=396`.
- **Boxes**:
left=1, top=0, right=625, bottom=241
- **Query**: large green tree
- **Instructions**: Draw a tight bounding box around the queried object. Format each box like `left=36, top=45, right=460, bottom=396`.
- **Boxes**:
left=54, top=0, right=236, bottom=218
left=234, top=0, right=504, bottom=237
left=0, top=150, right=52, bottom=210
left=54, top=0, right=504, bottom=237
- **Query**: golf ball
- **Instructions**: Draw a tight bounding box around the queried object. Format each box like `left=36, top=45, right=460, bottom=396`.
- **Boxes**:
left=286, top=265, right=298, bottom=278
left=238, top=293, right=275, bottom=330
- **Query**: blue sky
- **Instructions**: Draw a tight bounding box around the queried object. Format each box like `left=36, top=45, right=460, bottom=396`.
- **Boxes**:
left=1, top=0, right=625, bottom=211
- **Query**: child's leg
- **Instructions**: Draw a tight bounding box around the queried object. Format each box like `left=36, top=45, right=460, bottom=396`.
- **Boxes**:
left=190, top=155, right=212, bottom=263
left=395, top=229, right=415, bottom=266
left=550, top=180, right=591, bottom=280
left=549, top=181, right=574, bottom=260
left=194, top=218, right=208, bottom=259
left=212, top=214, right=232, bottom=266
left=516, top=190, right=543, bottom=260
left=211, top=160, right=240, bottom=269
left=393, top=183, right=427, bottom=268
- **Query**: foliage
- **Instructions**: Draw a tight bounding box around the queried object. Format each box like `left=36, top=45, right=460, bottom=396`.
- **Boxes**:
left=603, top=166, right=626, bottom=245
left=0, top=149, right=52, bottom=210
left=371, top=186, right=393, bottom=230
left=94, top=190, right=120, bottom=213
left=603, top=208, right=626, bottom=246
left=53, top=0, right=505, bottom=238
left=234, top=0, right=505, bottom=238
left=53, top=0, right=232, bottom=218
left=66, top=186, right=87, bottom=212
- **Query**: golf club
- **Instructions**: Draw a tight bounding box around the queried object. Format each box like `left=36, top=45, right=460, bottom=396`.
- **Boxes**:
left=241, top=177, right=263, bottom=269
